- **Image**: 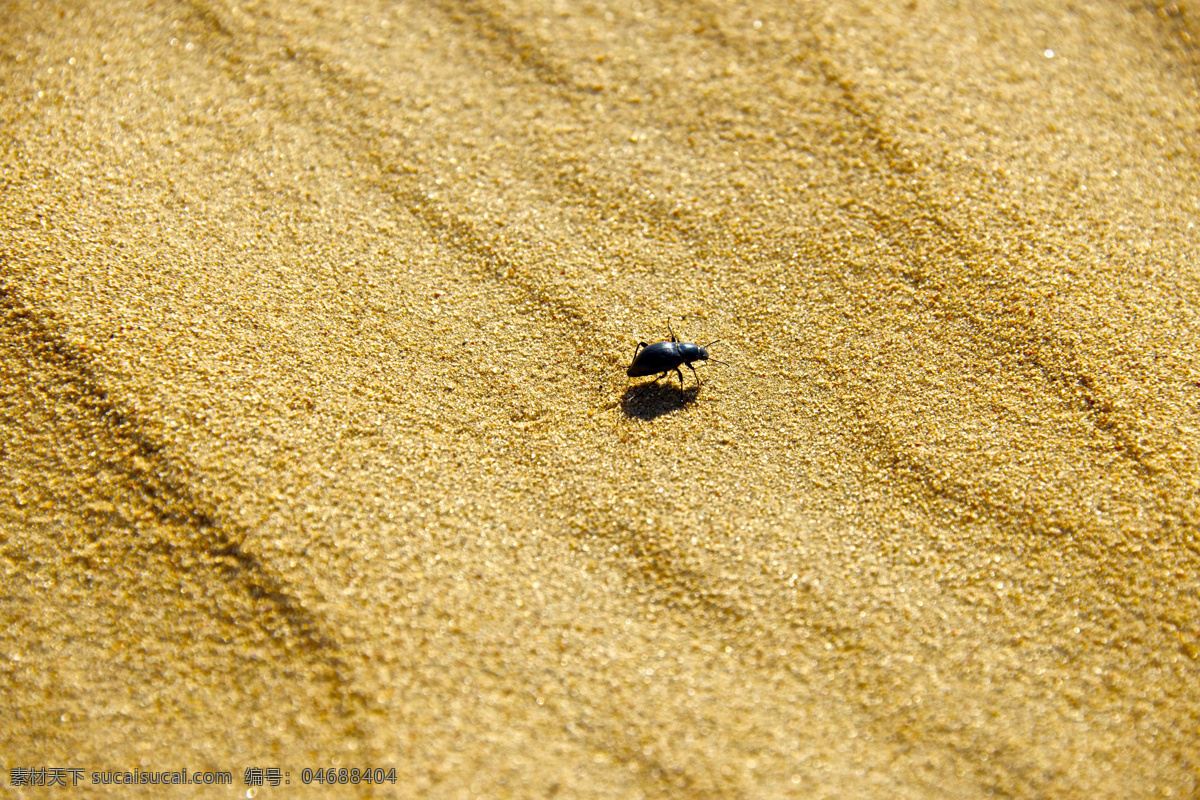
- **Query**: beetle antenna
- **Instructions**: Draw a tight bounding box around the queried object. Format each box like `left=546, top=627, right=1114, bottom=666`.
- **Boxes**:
left=702, top=339, right=722, bottom=348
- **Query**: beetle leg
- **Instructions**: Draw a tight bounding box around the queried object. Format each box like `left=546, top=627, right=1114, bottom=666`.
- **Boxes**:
left=667, top=317, right=677, bottom=343
left=631, top=341, right=650, bottom=363
left=687, top=361, right=701, bottom=388
left=630, top=371, right=663, bottom=400
left=674, top=367, right=685, bottom=399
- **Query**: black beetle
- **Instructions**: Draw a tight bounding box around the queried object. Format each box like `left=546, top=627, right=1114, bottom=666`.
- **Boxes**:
left=626, top=318, right=726, bottom=399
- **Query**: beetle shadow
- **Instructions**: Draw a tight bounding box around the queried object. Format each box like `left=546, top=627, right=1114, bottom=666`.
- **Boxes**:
left=620, top=382, right=700, bottom=420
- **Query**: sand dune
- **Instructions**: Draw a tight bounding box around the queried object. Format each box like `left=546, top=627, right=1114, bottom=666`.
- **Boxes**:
left=2, top=0, right=1198, bottom=796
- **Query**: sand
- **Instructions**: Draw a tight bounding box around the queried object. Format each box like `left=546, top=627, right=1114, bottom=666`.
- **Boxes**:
left=1, top=0, right=1198, bottom=796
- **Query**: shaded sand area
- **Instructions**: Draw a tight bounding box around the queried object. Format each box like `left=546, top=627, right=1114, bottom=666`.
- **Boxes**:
left=2, top=0, right=1199, bottom=796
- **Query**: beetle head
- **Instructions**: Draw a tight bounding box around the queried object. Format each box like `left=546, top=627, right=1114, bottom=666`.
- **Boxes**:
left=698, top=340, right=733, bottom=369
left=696, top=339, right=726, bottom=361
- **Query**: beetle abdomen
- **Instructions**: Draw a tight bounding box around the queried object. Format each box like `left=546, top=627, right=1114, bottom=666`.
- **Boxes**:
left=626, top=342, right=682, bottom=377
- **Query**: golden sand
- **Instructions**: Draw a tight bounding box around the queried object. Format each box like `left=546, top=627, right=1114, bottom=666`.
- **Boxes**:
left=2, top=0, right=1198, bottom=796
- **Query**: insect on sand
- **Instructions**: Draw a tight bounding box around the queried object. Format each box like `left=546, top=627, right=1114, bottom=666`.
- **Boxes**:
left=625, top=318, right=731, bottom=400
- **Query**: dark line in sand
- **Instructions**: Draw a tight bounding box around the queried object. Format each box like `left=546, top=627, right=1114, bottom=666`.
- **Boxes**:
left=0, top=276, right=369, bottom=737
